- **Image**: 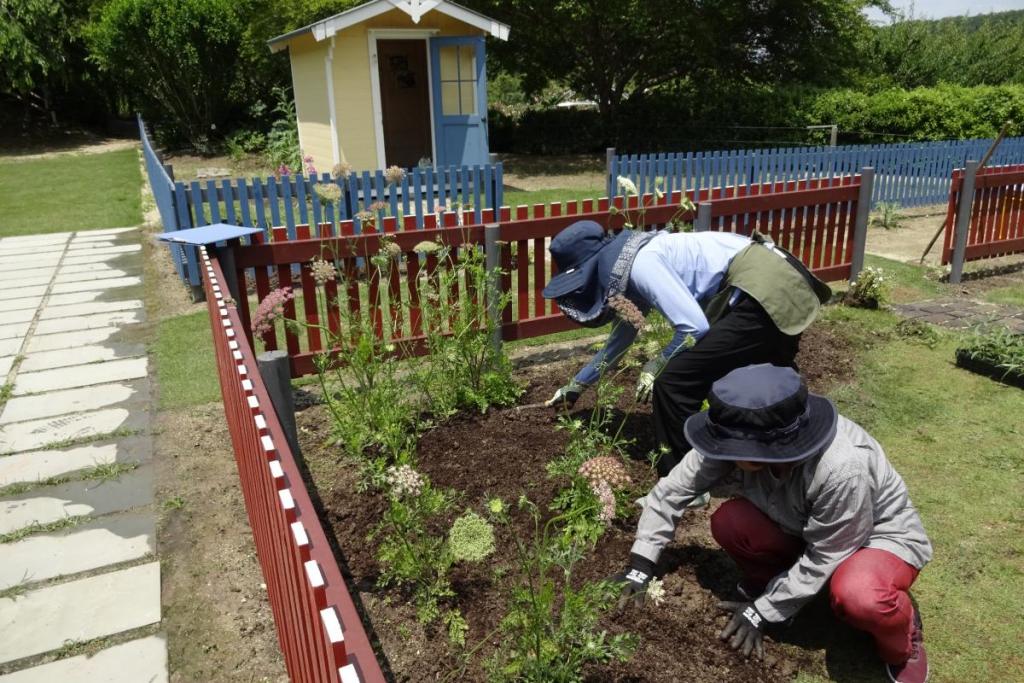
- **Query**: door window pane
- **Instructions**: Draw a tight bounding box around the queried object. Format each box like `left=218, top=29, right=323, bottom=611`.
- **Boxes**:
left=437, top=44, right=477, bottom=116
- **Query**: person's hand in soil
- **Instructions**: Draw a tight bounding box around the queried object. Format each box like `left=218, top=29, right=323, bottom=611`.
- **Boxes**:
left=544, top=379, right=586, bottom=409
left=717, top=601, right=766, bottom=659
left=635, top=357, right=666, bottom=404
left=610, top=553, right=656, bottom=611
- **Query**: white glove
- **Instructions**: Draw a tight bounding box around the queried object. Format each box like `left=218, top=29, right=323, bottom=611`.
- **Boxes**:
left=636, top=356, right=667, bottom=404
left=545, top=380, right=587, bottom=409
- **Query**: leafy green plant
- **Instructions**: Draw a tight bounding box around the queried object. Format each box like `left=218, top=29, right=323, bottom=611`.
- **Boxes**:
left=895, top=318, right=941, bottom=348
left=415, top=237, right=522, bottom=415
left=265, top=86, right=301, bottom=173
left=484, top=497, right=635, bottom=681
left=870, top=202, right=904, bottom=230
left=956, top=328, right=1024, bottom=381
left=844, top=266, right=890, bottom=309
left=224, top=128, right=267, bottom=162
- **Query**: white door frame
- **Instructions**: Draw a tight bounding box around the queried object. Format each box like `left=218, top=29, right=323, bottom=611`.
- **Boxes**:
left=367, top=28, right=440, bottom=168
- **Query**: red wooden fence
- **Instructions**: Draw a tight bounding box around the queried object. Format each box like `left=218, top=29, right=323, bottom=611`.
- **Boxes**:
left=229, top=176, right=866, bottom=377
left=200, top=247, right=385, bottom=683
left=942, top=164, right=1024, bottom=264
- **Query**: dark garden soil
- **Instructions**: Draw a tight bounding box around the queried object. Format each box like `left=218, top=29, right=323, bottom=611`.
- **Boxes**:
left=296, top=324, right=860, bottom=682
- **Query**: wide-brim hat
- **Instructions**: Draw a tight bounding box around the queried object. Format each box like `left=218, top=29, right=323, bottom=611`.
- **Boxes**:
left=684, top=364, right=837, bottom=463
left=542, top=220, right=655, bottom=326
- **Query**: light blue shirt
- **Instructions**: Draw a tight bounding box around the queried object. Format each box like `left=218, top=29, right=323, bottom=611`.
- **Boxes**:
left=574, top=231, right=751, bottom=385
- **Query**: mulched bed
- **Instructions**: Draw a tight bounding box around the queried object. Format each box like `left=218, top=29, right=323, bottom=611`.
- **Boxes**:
left=297, top=323, right=859, bottom=682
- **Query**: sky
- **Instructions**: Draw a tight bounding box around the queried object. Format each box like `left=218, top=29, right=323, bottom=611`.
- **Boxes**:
left=865, top=0, right=1024, bottom=23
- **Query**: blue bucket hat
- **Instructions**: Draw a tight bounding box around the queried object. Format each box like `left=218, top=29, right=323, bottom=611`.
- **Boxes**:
left=541, top=221, right=656, bottom=326
left=684, top=364, right=838, bottom=463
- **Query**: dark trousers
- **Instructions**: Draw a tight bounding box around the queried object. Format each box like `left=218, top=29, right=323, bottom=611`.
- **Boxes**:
left=652, top=295, right=800, bottom=476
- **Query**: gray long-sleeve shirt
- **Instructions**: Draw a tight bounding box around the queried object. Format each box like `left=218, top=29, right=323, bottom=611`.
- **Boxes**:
left=631, top=416, right=933, bottom=622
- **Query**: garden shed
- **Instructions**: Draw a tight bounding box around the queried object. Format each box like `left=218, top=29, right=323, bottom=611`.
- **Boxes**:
left=268, top=0, right=509, bottom=171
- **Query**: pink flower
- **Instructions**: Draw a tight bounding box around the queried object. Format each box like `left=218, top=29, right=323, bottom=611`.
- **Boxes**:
left=303, top=155, right=316, bottom=176
left=595, top=480, right=616, bottom=524
left=276, top=164, right=291, bottom=178
left=252, top=287, right=295, bottom=336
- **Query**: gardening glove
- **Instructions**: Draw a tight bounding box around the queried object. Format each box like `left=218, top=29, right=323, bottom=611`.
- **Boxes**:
left=610, top=553, right=657, bottom=611
left=635, top=356, right=667, bottom=404
left=717, top=601, right=766, bottom=659
left=544, top=379, right=587, bottom=409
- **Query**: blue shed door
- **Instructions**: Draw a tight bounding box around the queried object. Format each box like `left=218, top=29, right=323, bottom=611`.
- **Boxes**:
left=429, top=37, right=488, bottom=167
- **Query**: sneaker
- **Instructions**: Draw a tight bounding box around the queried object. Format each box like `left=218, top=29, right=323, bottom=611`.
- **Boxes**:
left=887, top=610, right=928, bottom=683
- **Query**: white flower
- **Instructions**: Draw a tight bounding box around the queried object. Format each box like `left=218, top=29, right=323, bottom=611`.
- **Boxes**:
left=646, top=577, right=666, bottom=606
left=617, top=175, right=638, bottom=196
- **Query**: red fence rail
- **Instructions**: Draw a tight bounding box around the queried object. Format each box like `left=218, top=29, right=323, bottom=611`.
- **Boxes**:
left=942, top=164, right=1024, bottom=264
left=228, top=176, right=867, bottom=377
left=200, top=246, right=385, bottom=683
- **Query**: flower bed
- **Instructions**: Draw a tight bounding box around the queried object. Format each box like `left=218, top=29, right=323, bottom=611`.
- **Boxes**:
left=294, top=325, right=857, bottom=682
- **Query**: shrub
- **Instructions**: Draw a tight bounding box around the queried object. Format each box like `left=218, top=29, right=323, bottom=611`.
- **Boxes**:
left=87, top=0, right=249, bottom=151
left=956, top=328, right=1024, bottom=381
left=844, top=266, right=890, bottom=309
left=870, top=202, right=904, bottom=230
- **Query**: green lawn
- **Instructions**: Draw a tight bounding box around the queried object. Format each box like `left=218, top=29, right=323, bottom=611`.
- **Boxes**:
left=792, top=306, right=1024, bottom=683
left=0, top=148, right=142, bottom=237
left=153, top=310, right=219, bottom=409
left=983, top=283, right=1024, bottom=307
left=504, top=187, right=606, bottom=211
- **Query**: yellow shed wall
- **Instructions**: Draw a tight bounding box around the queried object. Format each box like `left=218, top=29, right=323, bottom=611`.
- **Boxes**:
left=287, top=9, right=486, bottom=170
left=289, top=39, right=335, bottom=170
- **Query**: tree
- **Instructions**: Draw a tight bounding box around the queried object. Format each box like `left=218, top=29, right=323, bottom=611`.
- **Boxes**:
left=465, top=0, right=881, bottom=121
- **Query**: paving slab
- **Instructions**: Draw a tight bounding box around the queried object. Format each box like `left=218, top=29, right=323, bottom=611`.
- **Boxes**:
left=0, top=297, right=42, bottom=313
left=50, top=276, right=141, bottom=295
left=0, top=634, right=167, bottom=683
left=40, top=299, right=142, bottom=321
left=53, top=268, right=135, bottom=285
left=0, top=233, right=71, bottom=244
left=0, top=245, right=65, bottom=257
left=62, top=253, right=139, bottom=268
left=0, top=254, right=59, bottom=268
left=0, top=512, right=154, bottom=591
left=73, top=227, right=136, bottom=238
left=63, top=244, right=140, bottom=257
left=0, top=356, right=13, bottom=377
left=0, top=407, right=148, bottom=454
left=0, top=323, right=30, bottom=341
left=66, top=241, right=121, bottom=251
left=0, top=286, right=47, bottom=301
left=33, top=310, right=143, bottom=336
left=0, top=275, right=51, bottom=289
left=0, top=309, right=36, bottom=325
left=0, top=464, right=153, bottom=535
left=57, top=262, right=132, bottom=275
left=0, top=562, right=160, bottom=665
left=25, top=327, right=123, bottom=354
left=0, top=436, right=152, bottom=488
left=0, top=267, right=56, bottom=283
left=19, top=343, right=145, bottom=373
left=43, top=291, right=108, bottom=307
left=4, top=377, right=149, bottom=420
left=0, top=339, right=21, bottom=357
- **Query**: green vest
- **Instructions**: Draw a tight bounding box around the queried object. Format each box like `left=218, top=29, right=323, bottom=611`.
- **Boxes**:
left=702, top=238, right=832, bottom=336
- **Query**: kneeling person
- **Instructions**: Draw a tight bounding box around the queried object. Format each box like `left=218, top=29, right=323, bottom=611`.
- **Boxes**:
left=614, top=364, right=932, bottom=683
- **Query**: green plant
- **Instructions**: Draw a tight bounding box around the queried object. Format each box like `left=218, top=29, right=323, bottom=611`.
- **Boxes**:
left=265, top=86, right=301, bottom=173
left=870, top=202, right=904, bottom=230
left=844, top=266, right=890, bottom=309
left=484, top=497, right=635, bottom=681
left=956, top=328, right=1024, bottom=380
left=613, top=178, right=696, bottom=232
left=895, top=318, right=941, bottom=348
left=224, top=128, right=267, bottom=162
left=414, top=237, right=522, bottom=415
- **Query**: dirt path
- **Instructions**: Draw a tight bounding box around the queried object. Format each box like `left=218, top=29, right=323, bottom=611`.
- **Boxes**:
left=1, top=138, right=138, bottom=162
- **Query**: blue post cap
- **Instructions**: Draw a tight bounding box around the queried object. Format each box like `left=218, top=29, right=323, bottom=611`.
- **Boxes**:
left=156, top=223, right=262, bottom=246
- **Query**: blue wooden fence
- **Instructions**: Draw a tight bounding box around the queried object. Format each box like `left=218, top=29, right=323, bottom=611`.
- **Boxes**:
left=609, top=137, right=1024, bottom=208
left=138, top=116, right=504, bottom=291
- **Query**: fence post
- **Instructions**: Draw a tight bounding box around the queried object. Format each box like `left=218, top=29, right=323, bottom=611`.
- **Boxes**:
left=212, top=242, right=241, bottom=303
left=949, top=160, right=979, bottom=285
left=849, top=167, right=874, bottom=281
left=606, top=147, right=616, bottom=197
left=695, top=201, right=712, bottom=232
left=484, top=223, right=504, bottom=353
left=256, top=350, right=302, bottom=457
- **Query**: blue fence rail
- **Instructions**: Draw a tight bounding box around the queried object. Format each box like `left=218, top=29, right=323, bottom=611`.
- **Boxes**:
left=609, top=137, right=1024, bottom=209
left=137, top=116, right=504, bottom=294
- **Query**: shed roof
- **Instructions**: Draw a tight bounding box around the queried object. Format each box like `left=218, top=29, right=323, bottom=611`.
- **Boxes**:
left=268, top=0, right=510, bottom=52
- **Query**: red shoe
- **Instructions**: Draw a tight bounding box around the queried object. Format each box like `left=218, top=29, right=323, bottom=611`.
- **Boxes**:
left=887, top=610, right=928, bottom=683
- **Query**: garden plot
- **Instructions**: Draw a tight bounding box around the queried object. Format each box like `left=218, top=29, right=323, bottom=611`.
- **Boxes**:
left=293, top=325, right=858, bottom=682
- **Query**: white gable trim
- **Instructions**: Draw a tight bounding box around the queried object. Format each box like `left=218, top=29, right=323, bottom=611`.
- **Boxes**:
left=269, top=0, right=508, bottom=51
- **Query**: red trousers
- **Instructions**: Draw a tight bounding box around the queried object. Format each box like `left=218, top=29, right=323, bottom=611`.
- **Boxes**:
left=710, top=497, right=920, bottom=664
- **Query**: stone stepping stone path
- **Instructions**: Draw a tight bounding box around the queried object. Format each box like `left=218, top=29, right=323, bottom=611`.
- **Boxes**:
left=893, top=298, right=1024, bottom=333
left=0, top=229, right=166, bottom=682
